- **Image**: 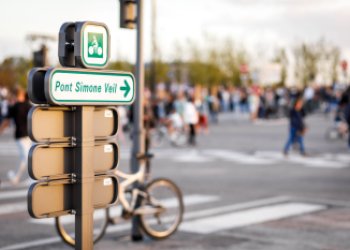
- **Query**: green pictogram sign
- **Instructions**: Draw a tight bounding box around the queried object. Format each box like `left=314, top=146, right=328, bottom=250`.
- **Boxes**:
left=88, top=32, right=103, bottom=58
left=81, top=23, right=109, bottom=69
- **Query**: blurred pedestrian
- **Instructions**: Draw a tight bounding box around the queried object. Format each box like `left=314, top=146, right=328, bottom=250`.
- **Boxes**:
left=0, top=89, right=10, bottom=124
left=195, top=98, right=209, bottom=135
left=283, top=97, right=307, bottom=156
left=183, top=97, right=199, bottom=146
left=248, top=85, right=261, bottom=122
left=0, top=88, right=32, bottom=185
left=340, top=86, right=350, bottom=149
left=345, top=104, right=350, bottom=150
left=303, top=85, right=315, bottom=114
left=207, top=91, right=218, bottom=123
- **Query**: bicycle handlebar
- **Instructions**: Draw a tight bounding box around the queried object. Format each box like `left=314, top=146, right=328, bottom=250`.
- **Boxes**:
left=136, top=153, right=154, bottom=161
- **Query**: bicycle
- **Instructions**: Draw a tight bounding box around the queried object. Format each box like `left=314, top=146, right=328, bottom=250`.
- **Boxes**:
left=150, top=123, right=187, bottom=148
left=325, top=119, right=348, bottom=141
left=55, top=152, right=184, bottom=247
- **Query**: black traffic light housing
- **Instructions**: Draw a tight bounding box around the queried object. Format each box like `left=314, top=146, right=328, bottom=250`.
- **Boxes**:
left=120, top=0, right=137, bottom=29
left=33, top=45, right=48, bottom=67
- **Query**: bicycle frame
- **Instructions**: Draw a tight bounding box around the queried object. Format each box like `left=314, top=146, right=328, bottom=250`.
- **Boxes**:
left=113, top=164, right=166, bottom=217
left=113, top=164, right=147, bottom=214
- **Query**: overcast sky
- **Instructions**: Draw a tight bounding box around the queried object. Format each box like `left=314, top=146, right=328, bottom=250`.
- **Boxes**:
left=1, top=0, right=350, bottom=64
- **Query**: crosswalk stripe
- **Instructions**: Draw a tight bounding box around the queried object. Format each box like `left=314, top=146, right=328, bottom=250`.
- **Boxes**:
left=1, top=145, right=349, bottom=168
left=0, top=202, right=26, bottom=216
left=255, top=151, right=349, bottom=168
left=183, top=196, right=290, bottom=220
left=0, top=196, right=316, bottom=250
left=29, top=194, right=220, bottom=225
left=204, top=149, right=276, bottom=165
left=323, top=153, right=350, bottom=163
left=0, top=237, right=61, bottom=250
left=174, top=150, right=214, bottom=163
left=180, top=202, right=326, bottom=234
left=0, top=189, right=27, bottom=201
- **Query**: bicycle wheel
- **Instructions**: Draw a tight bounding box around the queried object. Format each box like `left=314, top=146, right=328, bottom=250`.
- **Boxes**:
left=171, top=130, right=187, bottom=147
left=55, top=208, right=109, bottom=247
left=139, top=178, right=184, bottom=239
left=150, top=129, right=165, bottom=148
left=325, top=127, right=339, bottom=141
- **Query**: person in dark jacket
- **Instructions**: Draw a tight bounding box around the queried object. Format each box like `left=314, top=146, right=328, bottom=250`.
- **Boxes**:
left=345, top=104, right=350, bottom=149
left=0, top=88, right=32, bottom=185
left=283, top=97, right=307, bottom=156
left=340, top=87, right=350, bottom=149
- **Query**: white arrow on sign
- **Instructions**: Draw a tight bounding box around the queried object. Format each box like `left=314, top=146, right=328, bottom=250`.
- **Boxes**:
left=44, top=68, right=135, bottom=106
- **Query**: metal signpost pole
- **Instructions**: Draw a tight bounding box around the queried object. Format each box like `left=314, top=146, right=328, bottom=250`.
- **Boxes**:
left=75, top=106, right=95, bottom=250
left=131, top=0, right=145, bottom=239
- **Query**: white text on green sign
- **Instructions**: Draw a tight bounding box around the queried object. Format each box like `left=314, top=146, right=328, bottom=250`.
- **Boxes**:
left=48, top=69, right=134, bottom=105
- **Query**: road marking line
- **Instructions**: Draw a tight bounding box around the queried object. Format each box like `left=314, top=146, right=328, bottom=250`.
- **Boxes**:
left=333, top=154, right=350, bottom=162
left=184, top=196, right=290, bottom=220
left=0, top=196, right=291, bottom=249
left=255, top=151, right=349, bottom=168
left=174, top=150, right=214, bottom=163
left=205, top=149, right=276, bottom=165
left=0, top=202, right=26, bottom=216
left=180, top=202, right=326, bottom=234
left=0, top=151, right=18, bottom=156
left=29, top=194, right=220, bottom=225
left=0, top=180, right=31, bottom=189
left=0, top=237, right=61, bottom=250
left=0, top=189, right=27, bottom=201
left=287, top=155, right=347, bottom=168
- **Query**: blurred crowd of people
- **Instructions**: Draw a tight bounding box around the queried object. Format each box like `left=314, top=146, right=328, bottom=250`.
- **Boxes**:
left=0, top=82, right=349, bottom=186
left=114, top=82, right=350, bottom=150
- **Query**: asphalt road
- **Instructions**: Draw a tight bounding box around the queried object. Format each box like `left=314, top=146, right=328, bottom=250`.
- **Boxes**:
left=0, top=113, right=350, bottom=250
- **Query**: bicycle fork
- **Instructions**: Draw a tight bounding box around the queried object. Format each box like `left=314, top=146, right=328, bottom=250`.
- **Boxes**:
left=130, top=188, right=165, bottom=216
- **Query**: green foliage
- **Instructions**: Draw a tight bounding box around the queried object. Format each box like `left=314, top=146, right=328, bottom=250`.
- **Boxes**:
left=108, top=61, right=134, bottom=73
left=273, top=48, right=288, bottom=86
left=220, top=39, right=248, bottom=86
left=0, top=57, right=32, bottom=88
left=187, top=37, right=248, bottom=87
left=146, top=60, right=170, bottom=87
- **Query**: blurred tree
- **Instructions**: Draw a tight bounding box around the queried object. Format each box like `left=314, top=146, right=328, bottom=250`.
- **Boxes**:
left=221, top=38, right=248, bottom=86
left=318, top=40, right=340, bottom=84
left=0, top=57, right=32, bottom=88
left=329, top=47, right=340, bottom=83
left=172, top=41, right=185, bottom=83
left=108, top=60, right=134, bottom=73
left=187, top=36, right=248, bottom=87
left=273, top=48, right=288, bottom=86
left=145, top=59, right=169, bottom=87
left=205, top=47, right=225, bottom=87
left=294, top=42, right=320, bottom=86
left=187, top=39, right=208, bottom=86
left=154, top=59, right=170, bottom=84
left=294, top=39, right=340, bottom=86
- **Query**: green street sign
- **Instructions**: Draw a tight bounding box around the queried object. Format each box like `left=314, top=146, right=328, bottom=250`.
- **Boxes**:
left=58, top=21, right=110, bottom=69
left=28, top=67, right=135, bottom=106
left=79, top=22, right=109, bottom=68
